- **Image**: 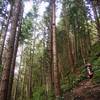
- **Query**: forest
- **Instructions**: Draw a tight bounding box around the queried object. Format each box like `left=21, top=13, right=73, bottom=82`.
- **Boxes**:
left=0, top=0, right=100, bottom=100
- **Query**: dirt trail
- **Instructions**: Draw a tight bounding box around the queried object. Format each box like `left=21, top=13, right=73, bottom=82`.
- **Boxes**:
left=64, top=79, right=100, bottom=100
left=73, top=79, right=93, bottom=96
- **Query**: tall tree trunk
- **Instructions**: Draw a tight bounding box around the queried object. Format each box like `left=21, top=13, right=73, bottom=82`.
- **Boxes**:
left=0, top=0, right=21, bottom=100
left=7, top=2, right=23, bottom=100
left=14, top=53, right=23, bottom=100
left=45, top=27, right=53, bottom=93
left=0, top=0, right=9, bottom=63
left=47, top=0, right=53, bottom=92
left=51, top=0, right=61, bottom=99
left=28, top=66, right=32, bottom=100
left=92, top=1, right=100, bottom=41
left=27, top=48, right=33, bottom=100
left=0, top=3, right=13, bottom=65
left=62, top=0, right=75, bottom=72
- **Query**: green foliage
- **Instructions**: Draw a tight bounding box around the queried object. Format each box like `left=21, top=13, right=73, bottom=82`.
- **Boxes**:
left=91, top=42, right=100, bottom=62
left=92, top=58, right=100, bottom=84
left=44, top=89, right=55, bottom=100
left=90, top=42, right=100, bottom=84
left=93, top=69, right=100, bottom=84
left=32, top=86, right=46, bottom=100
left=12, top=0, right=100, bottom=100
left=61, top=83, right=72, bottom=93
left=32, top=85, right=55, bottom=100
left=20, top=18, right=33, bottom=43
left=61, top=73, right=80, bottom=93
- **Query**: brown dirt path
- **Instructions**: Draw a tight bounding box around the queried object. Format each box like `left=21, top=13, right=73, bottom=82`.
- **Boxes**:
left=64, top=79, right=100, bottom=100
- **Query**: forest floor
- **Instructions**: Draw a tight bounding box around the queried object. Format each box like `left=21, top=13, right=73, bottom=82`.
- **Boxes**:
left=64, top=79, right=100, bottom=100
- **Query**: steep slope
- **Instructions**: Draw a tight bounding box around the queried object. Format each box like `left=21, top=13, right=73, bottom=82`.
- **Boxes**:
left=64, top=79, right=100, bottom=100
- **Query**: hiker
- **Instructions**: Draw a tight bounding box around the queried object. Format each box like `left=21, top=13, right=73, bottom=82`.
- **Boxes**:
left=85, top=63, right=94, bottom=79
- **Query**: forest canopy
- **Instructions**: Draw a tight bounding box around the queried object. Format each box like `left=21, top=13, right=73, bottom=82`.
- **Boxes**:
left=0, top=0, right=100, bottom=100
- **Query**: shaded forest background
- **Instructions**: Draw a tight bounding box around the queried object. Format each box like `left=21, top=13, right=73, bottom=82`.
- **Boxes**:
left=0, top=0, right=100, bottom=100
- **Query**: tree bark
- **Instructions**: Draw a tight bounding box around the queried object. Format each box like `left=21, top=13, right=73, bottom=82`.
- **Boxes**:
left=14, top=53, right=23, bottom=100
left=62, top=0, right=75, bottom=72
left=7, top=2, right=23, bottom=100
left=51, top=0, right=61, bottom=99
left=92, top=1, right=100, bottom=41
left=0, top=0, right=21, bottom=100
left=0, top=3, right=13, bottom=65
